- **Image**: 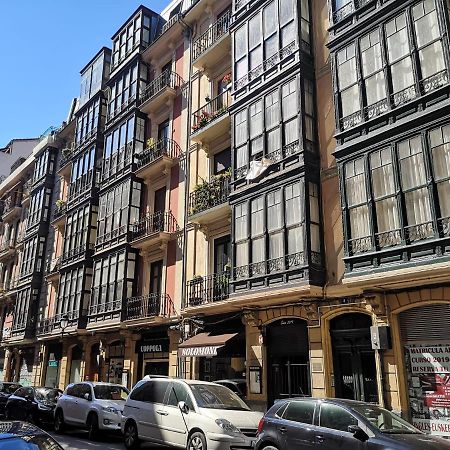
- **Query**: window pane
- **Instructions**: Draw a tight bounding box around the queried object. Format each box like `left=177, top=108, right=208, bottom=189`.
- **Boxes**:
left=413, top=1, right=440, bottom=47
left=398, top=138, right=427, bottom=189
left=283, top=401, right=315, bottom=424
left=337, top=45, right=357, bottom=89
left=365, top=72, right=386, bottom=106
left=249, top=15, right=261, bottom=49
left=267, top=190, right=282, bottom=230
left=288, top=226, right=303, bottom=254
left=236, top=242, right=249, bottom=267
left=252, top=237, right=265, bottom=263
left=320, top=403, right=358, bottom=432
left=360, top=31, right=382, bottom=77
left=386, top=14, right=409, bottom=62
left=251, top=197, right=264, bottom=236
left=405, top=188, right=432, bottom=225
left=419, top=41, right=445, bottom=79
left=280, top=0, right=295, bottom=26
left=269, top=232, right=284, bottom=259
left=235, top=26, right=247, bottom=59
left=263, top=2, right=277, bottom=37
left=341, top=85, right=360, bottom=117
left=376, top=198, right=400, bottom=232
left=437, top=181, right=450, bottom=217
left=349, top=205, right=370, bottom=239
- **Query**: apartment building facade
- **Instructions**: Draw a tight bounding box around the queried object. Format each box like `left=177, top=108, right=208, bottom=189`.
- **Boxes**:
left=0, top=0, right=449, bottom=437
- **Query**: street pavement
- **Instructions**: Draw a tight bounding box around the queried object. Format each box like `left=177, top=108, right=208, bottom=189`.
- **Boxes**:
left=49, top=429, right=166, bottom=450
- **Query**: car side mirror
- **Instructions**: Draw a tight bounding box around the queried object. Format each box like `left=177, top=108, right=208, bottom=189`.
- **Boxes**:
left=84, top=393, right=91, bottom=401
left=178, top=401, right=189, bottom=414
left=348, top=425, right=369, bottom=442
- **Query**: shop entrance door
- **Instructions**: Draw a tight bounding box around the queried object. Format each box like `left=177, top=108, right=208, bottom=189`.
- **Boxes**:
left=267, top=319, right=310, bottom=405
left=330, top=313, right=378, bottom=403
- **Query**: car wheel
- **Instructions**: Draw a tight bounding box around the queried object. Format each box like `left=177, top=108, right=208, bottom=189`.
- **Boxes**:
left=87, top=413, right=99, bottom=441
left=187, top=432, right=207, bottom=450
left=54, top=409, right=65, bottom=434
left=263, top=446, right=279, bottom=450
left=124, top=420, right=140, bottom=450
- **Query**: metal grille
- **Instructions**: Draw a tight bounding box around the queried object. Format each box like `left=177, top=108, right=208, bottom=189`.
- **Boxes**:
left=399, top=304, right=450, bottom=342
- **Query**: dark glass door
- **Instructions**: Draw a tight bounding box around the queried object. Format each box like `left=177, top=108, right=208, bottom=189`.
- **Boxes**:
left=150, top=260, right=163, bottom=295
left=214, top=235, right=231, bottom=273
left=158, top=120, right=169, bottom=141
left=213, top=149, right=231, bottom=175
left=330, top=314, right=378, bottom=403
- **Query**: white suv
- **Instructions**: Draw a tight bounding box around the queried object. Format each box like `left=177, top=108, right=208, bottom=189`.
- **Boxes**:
left=54, top=382, right=129, bottom=439
left=122, top=378, right=262, bottom=450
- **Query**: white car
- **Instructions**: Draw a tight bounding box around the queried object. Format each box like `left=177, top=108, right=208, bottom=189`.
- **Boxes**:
left=54, top=381, right=129, bottom=439
left=122, top=378, right=263, bottom=450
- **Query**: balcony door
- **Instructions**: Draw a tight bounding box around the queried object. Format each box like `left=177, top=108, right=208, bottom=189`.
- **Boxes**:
left=214, top=236, right=231, bottom=274
left=150, top=260, right=163, bottom=295
left=158, top=120, right=169, bottom=142
left=213, top=149, right=231, bottom=176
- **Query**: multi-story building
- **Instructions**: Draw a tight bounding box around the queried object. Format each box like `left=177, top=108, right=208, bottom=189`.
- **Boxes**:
left=0, top=138, right=38, bottom=179
left=1, top=0, right=449, bottom=438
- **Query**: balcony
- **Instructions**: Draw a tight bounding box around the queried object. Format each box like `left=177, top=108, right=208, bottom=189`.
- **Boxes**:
left=192, top=11, right=231, bottom=71
left=7, top=321, right=35, bottom=342
left=331, top=0, right=374, bottom=26
left=191, top=90, right=231, bottom=143
left=37, top=309, right=86, bottom=337
left=136, top=138, right=181, bottom=180
left=125, top=293, right=173, bottom=323
left=139, top=71, right=184, bottom=115
left=45, top=257, right=61, bottom=282
left=2, top=198, right=22, bottom=223
left=130, top=211, right=178, bottom=250
left=58, top=144, right=75, bottom=177
left=22, top=180, right=32, bottom=204
left=142, top=13, right=183, bottom=63
left=0, top=278, right=18, bottom=299
left=60, top=243, right=95, bottom=267
left=87, top=300, right=123, bottom=328
left=0, top=241, right=16, bottom=263
left=51, top=202, right=67, bottom=227
left=189, top=174, right=230, bottom=225
left=186, top=272, right=230, bottom=308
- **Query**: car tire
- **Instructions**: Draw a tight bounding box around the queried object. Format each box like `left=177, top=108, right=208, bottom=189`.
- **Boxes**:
left=87, top=413, right=99, bottom=441
left=262, top=446, right=279, bottom=450
left=54, top=409, right=65, bottom=434
left=124, top=420, right=140, bottom=450
left=187, top=431, right=207, bottom=450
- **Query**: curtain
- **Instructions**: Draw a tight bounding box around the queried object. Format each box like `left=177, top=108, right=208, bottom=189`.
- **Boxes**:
left=350, top=205, right=371, bottom=238
left=420, top=42, right=445, bottom=79
left=269, top=232, right=284, bottom=259
left=376, top=198, right=400, bottom=232
left=438, top=181, right=450, bottom=218
left=252, top=238, right=265, bottom=263
left=288, top=226, right=304, bottom=254
left=405, top=188, right=432, bottom=225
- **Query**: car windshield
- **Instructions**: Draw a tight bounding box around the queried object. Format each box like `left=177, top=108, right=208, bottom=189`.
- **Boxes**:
left=35, top=388, right=61, bottom=402
left=93, top=385, right=129, bottom=401
left=0, top=384, right=21, bottom=395
left=190, top=384, right=250, bottom=411
left=352, top=404, right=421, bottom=434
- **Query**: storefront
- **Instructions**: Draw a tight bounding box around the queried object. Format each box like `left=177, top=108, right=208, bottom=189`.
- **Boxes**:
left=44, top=343, right=62, bottom=388
left=69, top=345, right=83, bottom=384
left=106, top=341, right=125, bottom=384
left=399, top=304, right=450, bottom=438
left=136, top=332, right=170, bottom=379
left=17, top=347, right=35, bottom=386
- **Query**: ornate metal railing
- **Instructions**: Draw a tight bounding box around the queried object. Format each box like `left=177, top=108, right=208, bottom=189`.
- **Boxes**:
left=130, top=211, right=178, bottom=241
left=161, top=13, right=181, bottom=35
left=193, top=11, right=231, bottom=60
left=61, top=243, right=95, bottom=266
left=421, top=70, right=449, bottom=94
left=136, top=138, right=181, bottom=170
left=439, top=217, right=450, bottom=237
left=2, top=196, right=21, bottom=218
left=234, top=252, right=305, bottom=279
left=192, top=90, right=231, bottom=133
left=392, top=85, right=417, bottom=107
left=37, top=310, right=83, bottom=335
left=234, top=41, right=297, bottom=90
left=341, top=110, right=363, bottom=130
left=53, top=203, right=67, bottom=221
left=60, top=144, right=75, bottom=168
left=405, top=221, right=434, bottom=242
left=88, top=300, right=122, bottom=316
left=189, top=175, right=230, bottom=216
left=125, top=293, right=172, bottom=320
left=332, top=0, right=374, bottom=24
left=349, top=236, right=372, bottom=254
left=364, top=98, right=389, bottom=120
left=187, top=272, right=230, bottom=307
left=376, top=229, right=402, bottom=248
left=139, top=71, right=184, bottom=106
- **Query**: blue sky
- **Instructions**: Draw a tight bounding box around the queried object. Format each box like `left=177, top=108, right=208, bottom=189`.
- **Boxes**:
left=0, top=1, right=166, bottom=145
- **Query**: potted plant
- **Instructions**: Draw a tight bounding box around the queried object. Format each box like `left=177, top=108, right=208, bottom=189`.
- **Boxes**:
left=146, top=137, right=155, bottom=148
left=222, top=73, right=232, bottom=89
left=55, top=199, right=66, bottom=208
left=205, top=94, right=211, bottom=103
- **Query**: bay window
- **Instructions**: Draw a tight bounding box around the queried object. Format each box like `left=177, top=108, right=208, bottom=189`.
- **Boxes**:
left=14, top=288, right=32, bottom=330
left=62, top=205, right=94, bottom=263
left=75, top=98, right=101, bottom=145
left=69, top=147, right=96, bottom=201
left=20, top=235, right=45, bottom=277
left=57, top=268, right=85, bottom=317
left=28, top=187, right=51, bottom=229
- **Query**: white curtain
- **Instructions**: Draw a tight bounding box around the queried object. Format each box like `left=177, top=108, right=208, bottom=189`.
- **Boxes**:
left=269, top=232, right=284, bottom=259
left=438, top=181, right=450, bottom=218
left=376, top=198, right=400, bottom=232
left=405, top=188, right=432, bottom=225
left=251, top=197, right=264, bottom=236
left=350, top=205, right=371, bottom=239
left=252, top=238, right=265, bottom=263
left=288, top=226, right=304, bottom=254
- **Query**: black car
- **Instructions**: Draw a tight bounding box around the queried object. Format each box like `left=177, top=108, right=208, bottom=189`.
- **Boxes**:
left=0, top=421, right=64, bottom=449
left=5, top=387, right=62, bottom=426
left=255, top=398, right=450, bottom=450
left=0, top=383, right=22, bottom=416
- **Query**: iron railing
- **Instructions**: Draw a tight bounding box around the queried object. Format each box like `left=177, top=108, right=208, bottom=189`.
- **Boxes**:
left=60, top=143, right=75, bottom=168
left=0, top=240, right=14, bottom=255
left=89, top=300, right=122, bottom=316
left=61, top=243, right=95, bottom=266
left=136, top=138, right=181, bottom=170
left=187, top=272, right=230, bottom=307
left=189, top=175, right=230, bottom=216
left=53, top=203, right=67, bottom=221
left=192, top=90, right=231, bottom=134
left=45, top=256, right=61, bottom=275
left=125, top=293, right=172, bottom=320
left=37, top=310, right=84, bottom=335
left=193, top=11, right=231, bottom=60
left=130, top=211, right=178, bottom=241
left=2, top=196, right=21, bottom=218
left=139, top=71, right=184, bottom=106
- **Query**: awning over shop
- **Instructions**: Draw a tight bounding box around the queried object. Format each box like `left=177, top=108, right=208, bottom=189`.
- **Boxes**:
left=178, top=332, right=238, bottom=357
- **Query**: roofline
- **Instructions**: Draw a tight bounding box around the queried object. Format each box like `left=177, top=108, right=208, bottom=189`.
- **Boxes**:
left=0, top=138, right=39, bottom=151
left=111, top=5, right=160, bottom=40
left=80, top=47, right=112, bottom=75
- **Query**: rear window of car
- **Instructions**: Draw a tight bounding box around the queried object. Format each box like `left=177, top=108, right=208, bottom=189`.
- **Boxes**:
left=130, top=380, right=169, bottom=404
left=282, top=401, right=316, bottom=425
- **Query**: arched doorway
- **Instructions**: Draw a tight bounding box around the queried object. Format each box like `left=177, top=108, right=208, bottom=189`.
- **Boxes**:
left=330, top=313, right=378, bottom=403
left=69, top=345, right=83, bottom=383
left=89, top=343, right=101, bottom=382
left=266, top=318, right=310, bottom=405
left=107, top=341, right=124, bottom=384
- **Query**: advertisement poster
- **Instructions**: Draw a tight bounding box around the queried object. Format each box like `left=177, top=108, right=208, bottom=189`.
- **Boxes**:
left=406, top=344, right=450, bottom=437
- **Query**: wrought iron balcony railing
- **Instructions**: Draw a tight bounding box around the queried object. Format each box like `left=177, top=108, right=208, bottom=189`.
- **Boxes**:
left=193, top=11, right=231, bottom=60
left=88, top=299, right=122, bottom=317
left=0, top=240, right=15, bottom=255
left=187, top=272, right=230, bottom=307
left=139, top=71, right=184, bottom=106
left=37, top=309, right=84, bottom=335
left=192, top=90, right=231, bottom=134
left=332, top=0, right=374, bottom=24
left=53, top=203, right=67, bottom=221
left=130, top=211, right=178, bottom=241
left=125, top=293, right=172, bottom=320
left=60, top=243, right=94, bottom=266
left=189, top=175, right=230, bottom=216
left=136, top=138, right=181, bottom=170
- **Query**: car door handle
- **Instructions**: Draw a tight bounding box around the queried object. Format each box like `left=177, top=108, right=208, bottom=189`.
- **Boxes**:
left=279, top=427, right=287, bottom=434
left=316, top=435, right=324, bottom=443
left=156, top=410, right=168, bottom=416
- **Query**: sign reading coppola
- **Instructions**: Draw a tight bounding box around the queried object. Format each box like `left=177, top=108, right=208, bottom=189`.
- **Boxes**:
left=136, top=339, right=169, bottom=354
left=409, top=345, right=450, bottom=374
left=179, top=346, right=221, bottom=357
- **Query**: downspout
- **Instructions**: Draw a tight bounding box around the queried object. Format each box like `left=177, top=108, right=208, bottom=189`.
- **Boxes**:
left=179, top=17, right=193, bottom=378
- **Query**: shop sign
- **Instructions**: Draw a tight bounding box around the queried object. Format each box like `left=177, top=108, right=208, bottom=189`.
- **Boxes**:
left=408, top=345, right=450, bottom=373
left=48, top=360, right=58, bottom=368
left=179, top=346, right=221, bottom=357
left=412, top=418, right=450, bottom=436
left=137, top=340, right=169, bottom=354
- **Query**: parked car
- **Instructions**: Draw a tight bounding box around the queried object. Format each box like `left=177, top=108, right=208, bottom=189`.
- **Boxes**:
left=5, top=386, right=62, bottom=426
left=0, top=421, right=64, bottom=449
left=122, top=378, right=263, bottom=450
left=54, top=381, right=129, bottom=439
left=0, top=382, right=22, bottom=416
left=255, top=397, right=450, bottom=450
left=215, top=379, right=247, bottom=399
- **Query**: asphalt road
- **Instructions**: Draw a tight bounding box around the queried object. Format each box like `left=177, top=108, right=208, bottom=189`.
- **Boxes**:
left=49, top=429, right=167, bottom=450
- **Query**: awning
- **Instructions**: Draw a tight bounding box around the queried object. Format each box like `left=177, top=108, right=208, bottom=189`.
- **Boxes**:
left=178, top=332, right=238, bottom=358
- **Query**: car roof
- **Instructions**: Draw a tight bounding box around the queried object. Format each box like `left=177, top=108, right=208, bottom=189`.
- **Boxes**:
left=69, top=381, right=123, bottom=387
left=273, top=397, right=377, bottom=408
left=0, top=421, right=49, bottom=439
left=215, top=379, right=246, bottom=384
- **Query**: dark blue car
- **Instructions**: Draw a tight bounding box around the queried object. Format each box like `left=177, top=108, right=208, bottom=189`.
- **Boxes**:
left=0, top=421, right=64, bottom=449
left=255, top=398, right=450, bottom=449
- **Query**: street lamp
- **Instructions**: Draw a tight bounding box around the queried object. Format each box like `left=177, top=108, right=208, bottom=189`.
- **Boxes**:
left=60, top=314, right=69, bottom=340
